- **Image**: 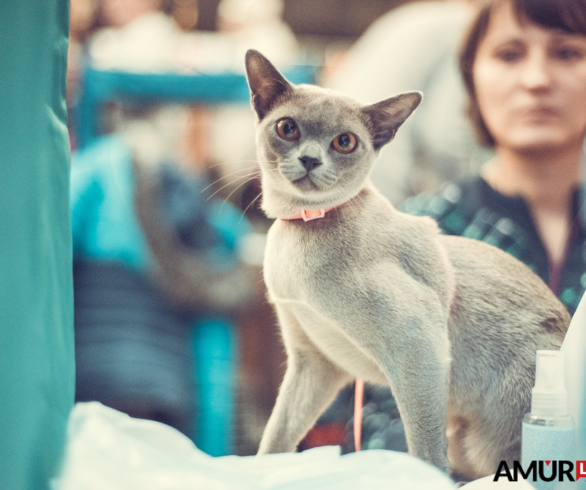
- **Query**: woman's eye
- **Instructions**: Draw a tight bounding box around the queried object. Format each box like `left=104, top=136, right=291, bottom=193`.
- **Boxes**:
left=553, top=47, right=583, bottom=61
left=276, top=118, right=300, bottom=141
left=331, top=133, right=358, bottom=154
left=495, top=49, right=523, bottom=63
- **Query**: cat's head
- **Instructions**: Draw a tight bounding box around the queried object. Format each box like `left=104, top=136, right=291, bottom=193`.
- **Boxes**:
left=245, top=49, right=422, bottom=218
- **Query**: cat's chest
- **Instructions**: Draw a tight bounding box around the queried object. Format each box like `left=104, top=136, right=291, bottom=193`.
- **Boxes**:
left=262, top=220, right=393, bottom=384
left=263, top=221, right=349, bottom=303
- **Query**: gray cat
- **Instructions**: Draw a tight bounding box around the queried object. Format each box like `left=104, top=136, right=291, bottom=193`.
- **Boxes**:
left=244, top=49, right=570, bottom=480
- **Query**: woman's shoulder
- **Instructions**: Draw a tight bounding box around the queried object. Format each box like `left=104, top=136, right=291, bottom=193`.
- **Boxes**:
left=400, top=176, right=540, bottom=266
left=399, top=175, right=535, bottom=240
left=401, top=176, right=486, bottom=221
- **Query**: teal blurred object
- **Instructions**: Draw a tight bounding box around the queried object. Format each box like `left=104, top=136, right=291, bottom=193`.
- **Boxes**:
left=70, top=134, right=151, bottom=272
left=0, top=1, right=75, bottom=489
left=76, top=65, right=317, bottom=148
left=192, top=319, right=238, bottom=457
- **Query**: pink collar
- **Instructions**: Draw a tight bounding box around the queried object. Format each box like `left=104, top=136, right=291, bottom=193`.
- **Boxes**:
left=278, top=204, right=341, bottom=222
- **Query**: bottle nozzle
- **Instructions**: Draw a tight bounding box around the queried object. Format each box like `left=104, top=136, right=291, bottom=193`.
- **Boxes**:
left=531, top=350, right=568, bottom=417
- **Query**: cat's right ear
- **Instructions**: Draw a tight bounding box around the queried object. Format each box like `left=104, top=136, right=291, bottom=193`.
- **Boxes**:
left=362, top=92, right=422, bottom=150
left=245, top=50, right=292, bottom=121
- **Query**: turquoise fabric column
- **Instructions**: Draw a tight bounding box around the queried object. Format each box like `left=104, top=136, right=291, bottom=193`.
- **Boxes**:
left=0, top=1, right=75, bottom=489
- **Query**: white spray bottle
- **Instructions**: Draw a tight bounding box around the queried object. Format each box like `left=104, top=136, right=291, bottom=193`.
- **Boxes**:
left=522, top=350, right=575, bottom=489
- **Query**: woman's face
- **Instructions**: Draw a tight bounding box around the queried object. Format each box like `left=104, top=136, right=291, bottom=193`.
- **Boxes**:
left=473, top=1, right=586, bottom=154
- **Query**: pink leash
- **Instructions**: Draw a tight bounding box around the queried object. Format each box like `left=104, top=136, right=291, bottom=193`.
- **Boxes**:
left=354, top=378, right=364, bottom=451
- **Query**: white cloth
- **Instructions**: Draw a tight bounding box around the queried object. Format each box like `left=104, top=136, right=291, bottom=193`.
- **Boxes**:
left=51, top=402, right=456, bottom=490
left=328, top=2, right=486, bottom=205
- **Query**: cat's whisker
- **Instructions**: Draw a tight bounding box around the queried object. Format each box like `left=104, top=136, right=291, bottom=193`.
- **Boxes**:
left=207, top=160, right=262, bottom=170
left=219, top=173, right=260, bottom=212
left=207, top=171, right=259, bottom=201
left=346, top=199, right=358, bottom=215
left=353, top=192, right=368, bottom=209
left=206, top=163, right=260, bottom=175
left=202, top=166, right=260, bottom=193
left=240, top=191, right=263, bottom=223
left=349, top=196, right=365, bottom=216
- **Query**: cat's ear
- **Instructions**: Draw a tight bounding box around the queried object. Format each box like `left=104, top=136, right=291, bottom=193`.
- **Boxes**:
left=245, top=50, right=292, bottom=120
left=362, top=92, right=422, bottom=150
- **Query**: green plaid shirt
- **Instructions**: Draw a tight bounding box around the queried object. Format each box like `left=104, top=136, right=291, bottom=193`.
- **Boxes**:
left=402, top=176, right=586, bottom=316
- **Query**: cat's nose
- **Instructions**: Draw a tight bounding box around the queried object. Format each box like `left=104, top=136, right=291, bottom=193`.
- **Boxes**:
left=299, top=156, right=322, bottom=172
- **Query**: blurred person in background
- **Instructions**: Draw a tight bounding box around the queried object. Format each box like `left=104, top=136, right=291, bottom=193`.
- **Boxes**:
left=70, top=117, right=260, bottom=437
left=326, top=0, right=480, bottom=206
left=68, top=0, right=263, bottom=440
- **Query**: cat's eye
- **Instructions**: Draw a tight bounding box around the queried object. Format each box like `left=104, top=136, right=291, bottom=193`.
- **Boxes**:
left=276, top=118, right=300, bottom=141
left=332, top=133, right=358, bottom=154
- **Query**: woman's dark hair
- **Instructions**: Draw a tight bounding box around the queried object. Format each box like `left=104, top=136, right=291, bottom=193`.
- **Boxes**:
left=459, top=0, right=586, bottom=147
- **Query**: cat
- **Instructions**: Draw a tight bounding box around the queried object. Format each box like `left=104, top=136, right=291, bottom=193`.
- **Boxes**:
left=244, top=49, right=570, bottom=480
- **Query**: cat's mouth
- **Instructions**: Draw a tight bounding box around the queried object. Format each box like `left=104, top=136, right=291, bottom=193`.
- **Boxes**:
left=278, top=165, right=336, bottom=194
left=291, top=174, right=327, bottom=194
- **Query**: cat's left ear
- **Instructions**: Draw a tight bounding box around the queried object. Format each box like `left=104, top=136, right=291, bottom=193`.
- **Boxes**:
left=362, top=92, right=422, bottom=150
left=245, top=49, right=292, bottom=121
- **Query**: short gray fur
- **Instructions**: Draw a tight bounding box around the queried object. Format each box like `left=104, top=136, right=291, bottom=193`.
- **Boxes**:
left=245, top=49, right=569, bottom=480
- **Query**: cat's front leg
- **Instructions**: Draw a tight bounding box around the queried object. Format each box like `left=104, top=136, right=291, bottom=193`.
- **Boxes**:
left=380, top=312, right=451, bottom=473
left=258, top=304, right=351, bottom=454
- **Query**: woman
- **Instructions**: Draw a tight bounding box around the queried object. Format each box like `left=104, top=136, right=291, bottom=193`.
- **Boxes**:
left=347, top=0, right=586, bottom=460
left=405, top=0, right=586, bottom=316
